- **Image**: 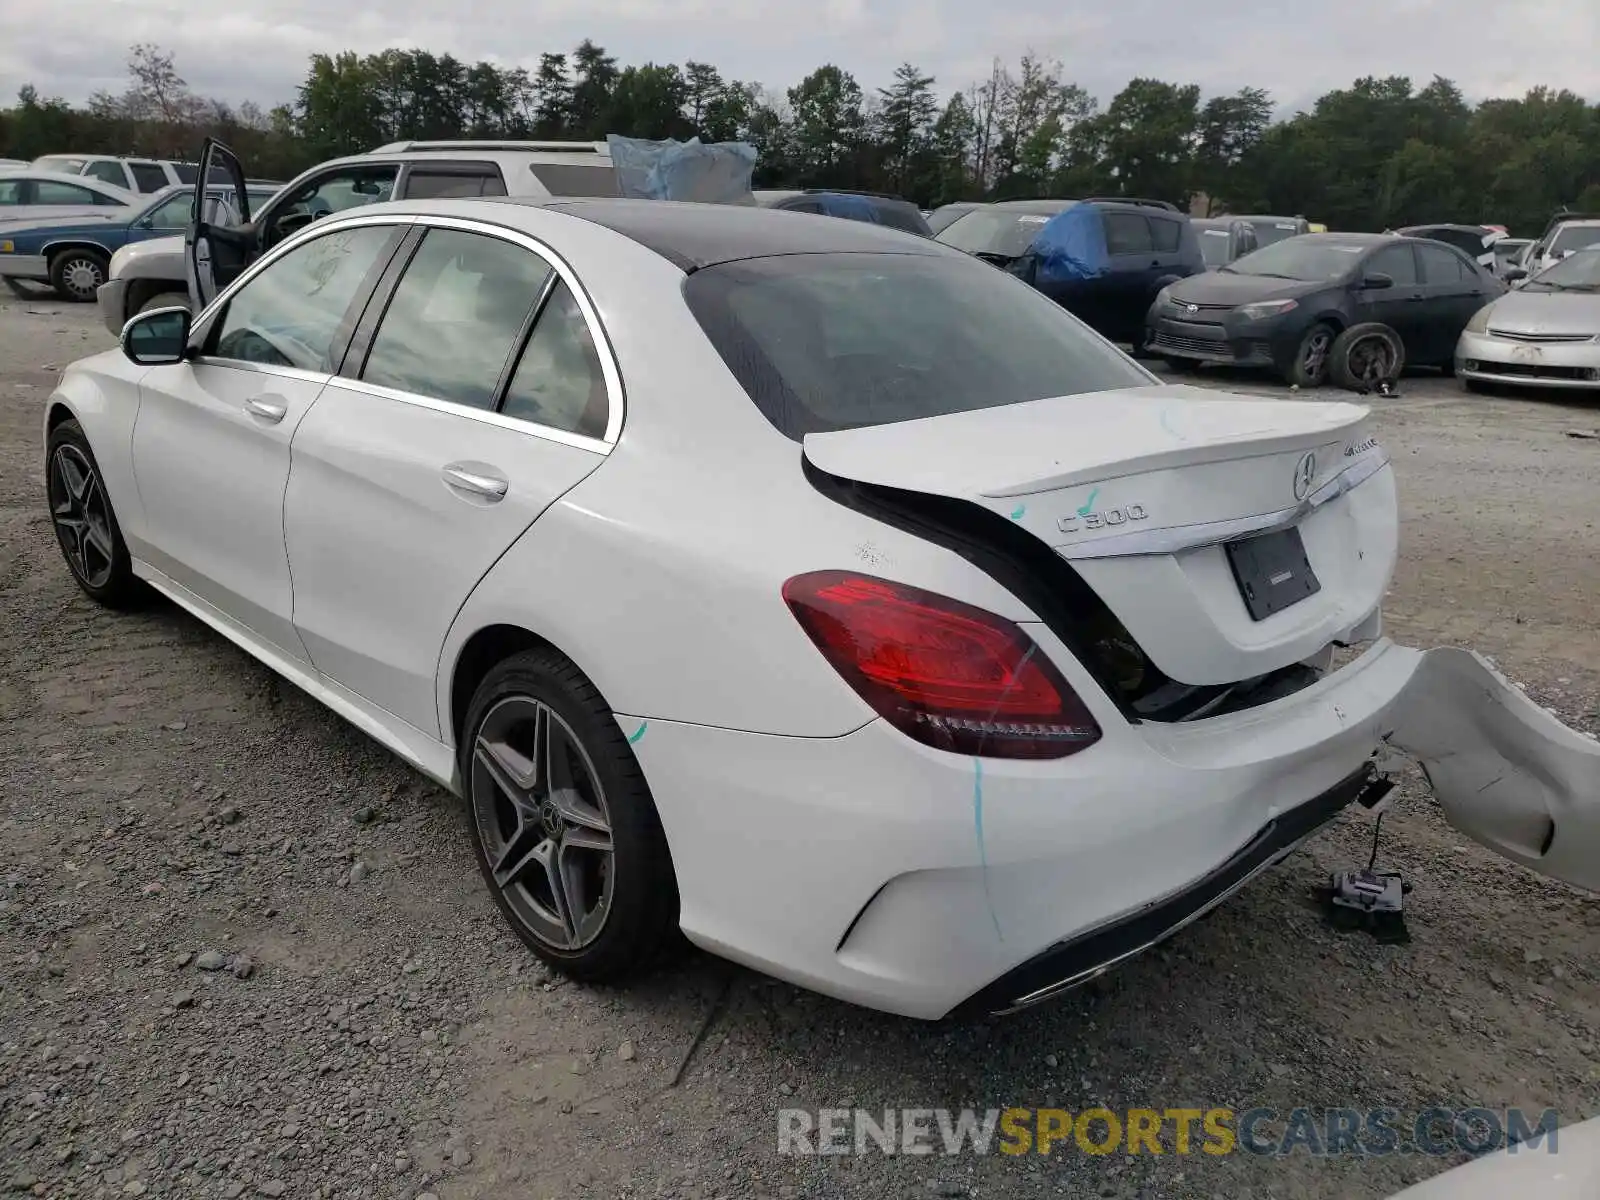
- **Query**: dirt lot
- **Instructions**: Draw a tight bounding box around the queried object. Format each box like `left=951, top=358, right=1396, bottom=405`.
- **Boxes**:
left=1, top=289, right=1597, bottom=1200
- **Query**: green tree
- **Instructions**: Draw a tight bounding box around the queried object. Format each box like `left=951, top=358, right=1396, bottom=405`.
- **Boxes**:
left=787, top=65, right=866, bottom=185
left=875, top=63, right=938, bottom=192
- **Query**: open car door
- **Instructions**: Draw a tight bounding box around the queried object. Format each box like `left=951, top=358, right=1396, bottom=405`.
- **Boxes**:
left=185, top=138, right=254, bottom=309
left=1387, top=647, right=1600, bottom=893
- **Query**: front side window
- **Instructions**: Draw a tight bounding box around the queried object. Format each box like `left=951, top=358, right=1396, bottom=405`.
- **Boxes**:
left=0, top=180, right=21, bottom=205
left=501, top=282, right=609, bottom=438
left=685, top=251, right=1154, bottom=441
left=361, top=228, right=552, bottom=409
left=210, top=224, right=396, bottom=372
left=34, top=181, right=105, bottom=206
left=265, top=166, right=398, bottom=247
left=129, top=162, right=170, bottom=192
left=1367, top=244, right=1419, bottom=287
left=145, top=193, right=193, bottom=229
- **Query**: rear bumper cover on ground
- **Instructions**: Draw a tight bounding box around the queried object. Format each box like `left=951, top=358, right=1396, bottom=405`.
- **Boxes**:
left=620, top=636, right=1597, bottom=1019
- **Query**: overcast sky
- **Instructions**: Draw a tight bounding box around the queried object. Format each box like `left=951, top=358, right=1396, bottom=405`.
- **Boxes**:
left=5, top=0, right=1598, bottom=117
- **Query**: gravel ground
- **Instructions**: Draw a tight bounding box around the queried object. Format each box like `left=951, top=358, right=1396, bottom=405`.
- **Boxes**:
left=1, top=289, right=1597, bottom=1200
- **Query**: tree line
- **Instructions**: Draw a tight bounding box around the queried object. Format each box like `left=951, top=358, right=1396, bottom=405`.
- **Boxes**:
left=3, top=43, right=1598, bottom=237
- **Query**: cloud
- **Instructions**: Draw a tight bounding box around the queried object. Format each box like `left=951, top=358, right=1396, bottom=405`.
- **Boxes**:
left=2, top=0, right=1596, bottom=115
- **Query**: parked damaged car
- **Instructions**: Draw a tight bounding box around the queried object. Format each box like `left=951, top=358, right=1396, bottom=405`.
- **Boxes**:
left=1457, top=246, right=1600, bottom=392
left=43, top=195, right=1600, bottom=1020
left=1146, top=233, right=1502, bottom=388
left=937, top=197, right=1204, bottom=347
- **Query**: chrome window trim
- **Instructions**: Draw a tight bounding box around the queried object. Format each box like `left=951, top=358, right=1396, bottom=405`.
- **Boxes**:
left=1059, top=450, right=1391, bottom=561
left=192, top=210, right=626, bottom=450
left=328, top=376, right=611, bottom=456
left=185, top=357, right=334, bottom=388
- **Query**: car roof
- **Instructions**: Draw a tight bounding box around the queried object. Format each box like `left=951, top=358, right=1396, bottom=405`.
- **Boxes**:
left=453, top=196, right=958, bottom=271
left=989, top=199, right=1078, bottom=214
left=5, top=169, right=134, bottom=196
left=1553, top=218, right=1600, bottom=228
left=1294, top=232, right=1396, bottom=248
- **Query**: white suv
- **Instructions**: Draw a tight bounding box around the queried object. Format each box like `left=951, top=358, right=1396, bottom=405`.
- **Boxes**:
left=99, top=138, right=619, bottom=331
left=32, top=154, right=192, bottom=194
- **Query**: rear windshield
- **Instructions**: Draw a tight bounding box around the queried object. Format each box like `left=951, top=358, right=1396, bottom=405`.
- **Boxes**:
left=1244, top=218, right=1303, bottom=247
left=873, top=203, right=933, bottom=236
left=683, top=251, right=1153, bottom=440
left=935, top=207, right=1072, bottom=259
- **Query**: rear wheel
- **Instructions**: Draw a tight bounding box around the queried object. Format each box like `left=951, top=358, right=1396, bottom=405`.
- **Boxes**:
left=1330, top=323, right=1406, bottom=392
left=45, top=419, right=142, bottom=608
left=48, top=249, right=110, bottom=303
left=461, top=648, right=681, bottom=982
left=1285, top=322, right=1336, bottom=388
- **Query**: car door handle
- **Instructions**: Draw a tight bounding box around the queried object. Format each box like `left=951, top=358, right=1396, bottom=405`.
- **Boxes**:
left=441, top=464, right=508, bottom=500
left=243, top=396, right=288, bottom=423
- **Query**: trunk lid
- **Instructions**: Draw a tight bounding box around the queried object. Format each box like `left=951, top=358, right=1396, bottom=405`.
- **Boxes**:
left=803, top=384, right=1395, bottom=688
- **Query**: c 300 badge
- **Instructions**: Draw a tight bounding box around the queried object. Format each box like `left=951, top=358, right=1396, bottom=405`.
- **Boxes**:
left=1058, top=503, right=1149, bottom=534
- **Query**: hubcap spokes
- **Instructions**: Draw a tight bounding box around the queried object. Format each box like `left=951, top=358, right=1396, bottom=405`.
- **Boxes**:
left=50, top=445, right=114, bottom=588
left=64, top=260, right=103, bottom=298
left=1304, top=332, right=1331, bottom=376
left=471, top=698, right=614, bottom=950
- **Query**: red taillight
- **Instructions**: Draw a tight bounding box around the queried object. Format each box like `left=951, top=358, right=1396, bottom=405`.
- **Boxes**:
left=783, top=570, right=1102, bottom=759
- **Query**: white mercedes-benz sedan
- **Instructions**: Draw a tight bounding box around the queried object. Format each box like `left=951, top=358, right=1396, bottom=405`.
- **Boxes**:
left=43, top=197, right=1600, bottom=1020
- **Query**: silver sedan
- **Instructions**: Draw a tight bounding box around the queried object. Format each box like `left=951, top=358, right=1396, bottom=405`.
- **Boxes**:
left=1457, top=248, right=1600, bottom=391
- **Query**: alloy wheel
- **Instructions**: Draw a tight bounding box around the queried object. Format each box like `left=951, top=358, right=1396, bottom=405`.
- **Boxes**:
left=49, top=444, right=115, bottom=589
left=59, top=256, right=105, bottom=301
left=1301, top=329, right=1332, bottom=379
left=470, top=696, right=615, bottom=951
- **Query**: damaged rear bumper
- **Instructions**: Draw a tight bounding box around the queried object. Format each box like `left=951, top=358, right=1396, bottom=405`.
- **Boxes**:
left=625, top=638, right=1599, bottom=1020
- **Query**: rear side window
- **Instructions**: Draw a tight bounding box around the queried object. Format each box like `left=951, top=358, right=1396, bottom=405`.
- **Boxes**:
left=362, top=227, right=552, bottom=410
left=1104, top=213, right=1154, bottom=255
left=34, top=181, right=102, bottom=205
left=684, top=251, right=1154, bottom=441
left=1418, top=243, right=1471, bottom=283
left=129, top=163, right=170, bottom=192
left=1149, top=218, right=1183, bottom=253
left=404, top=166, right=509, bottom=199
left=501, top=282, right=609, bottom=439
left=0, top=180, right=21, bottom=205
left=528, top=163, right=620, bottom=197
left=84, top=160, right=129, bottom=188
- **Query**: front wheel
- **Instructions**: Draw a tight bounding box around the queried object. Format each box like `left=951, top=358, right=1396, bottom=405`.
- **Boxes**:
left=49, top=249, right=110, bottom=303
left=45, top=419, right=142, bottom=607
left=1285, top=322, right=1336, bottom=388
left=1330, top=323, right=1406, bottom=392
left=461, top=649, right=681, bottom=983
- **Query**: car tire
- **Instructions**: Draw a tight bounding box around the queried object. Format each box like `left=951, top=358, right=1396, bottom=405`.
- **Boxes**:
left=138, top=291, right=190, bottom=316
left=1329, top=323, right=1406, bottom=392
left=45, top=418, right=143, bottom=608
left=1285, top=322, right=1336, bottom=388
left=48, top=249, right=111, bottom=303
left=460, top=648, right=681, bottom=984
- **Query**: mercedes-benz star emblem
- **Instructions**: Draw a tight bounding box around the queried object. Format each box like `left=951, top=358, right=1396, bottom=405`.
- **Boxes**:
left=1292, top=451, right=1317, bottom=502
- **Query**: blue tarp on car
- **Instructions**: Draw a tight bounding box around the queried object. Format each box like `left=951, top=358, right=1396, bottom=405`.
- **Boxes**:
left=605, top=135, right=757, bottom=204
left=811, top=193, right=883, bottom=224
left=1029, top=204, right=1109, bottom=283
